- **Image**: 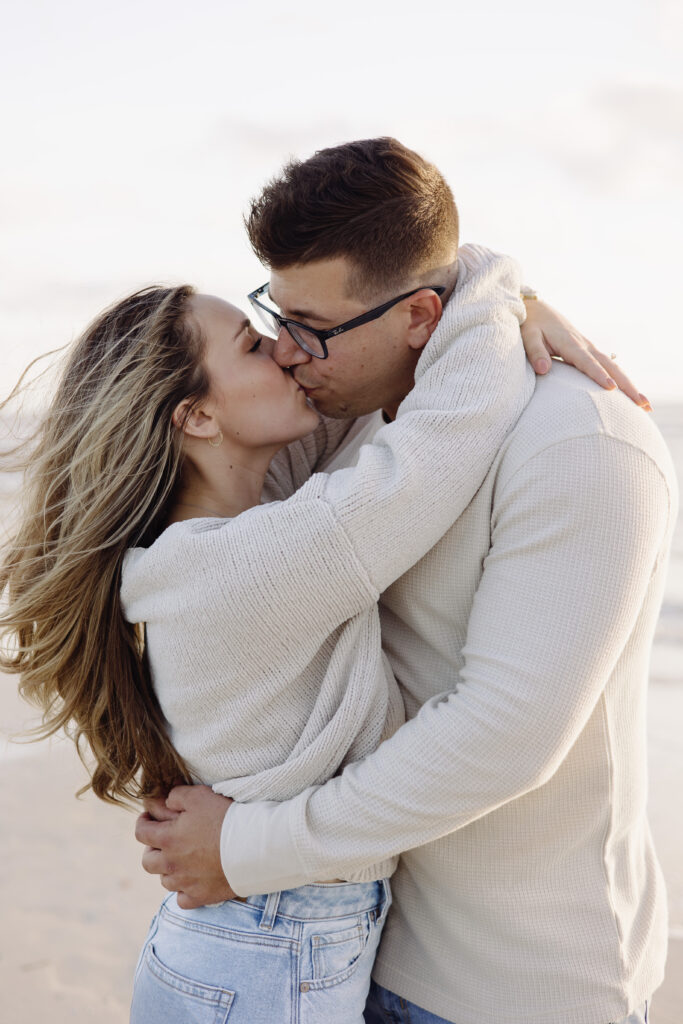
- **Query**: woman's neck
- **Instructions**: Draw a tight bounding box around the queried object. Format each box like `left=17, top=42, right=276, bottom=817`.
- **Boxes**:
left=169, top=441, right=275, bottom=523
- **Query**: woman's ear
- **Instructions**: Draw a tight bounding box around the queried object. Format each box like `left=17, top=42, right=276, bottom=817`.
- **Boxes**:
left=172, top=398, right=216, bottom=440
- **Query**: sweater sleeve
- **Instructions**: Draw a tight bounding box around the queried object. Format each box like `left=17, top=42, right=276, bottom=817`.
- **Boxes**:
left=283, top=245, right=533, bottom=592
left=263, top=416, right=359, bottom=502
left=219, top=436, right=674, bottom=894
left=266, top=246, right=530, bottom=528
left=123, top=247, right=530, bottom=672
left=124, top=246, right=532, bottom=634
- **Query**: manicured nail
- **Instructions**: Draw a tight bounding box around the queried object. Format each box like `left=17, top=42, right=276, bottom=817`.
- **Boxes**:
left=536, top=358, right=550, bottom=374
left=605, top=377, right=617, bottom=389
left=638, top=393, right=651, bottom=407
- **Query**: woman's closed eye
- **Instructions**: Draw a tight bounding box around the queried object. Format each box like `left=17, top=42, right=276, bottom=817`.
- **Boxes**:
left=248, top=335, right=262, bottom=353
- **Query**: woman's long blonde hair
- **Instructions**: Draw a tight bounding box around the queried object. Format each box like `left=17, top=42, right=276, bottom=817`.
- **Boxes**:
left=0, top=285, right=208, bottom=805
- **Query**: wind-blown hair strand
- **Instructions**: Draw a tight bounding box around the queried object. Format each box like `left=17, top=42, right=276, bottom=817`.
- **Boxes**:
left=0, top=285, right=207, bottom=805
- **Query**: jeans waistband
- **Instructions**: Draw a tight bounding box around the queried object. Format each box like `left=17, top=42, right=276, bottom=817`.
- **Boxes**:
left=244, top=878, right=390, bottom=924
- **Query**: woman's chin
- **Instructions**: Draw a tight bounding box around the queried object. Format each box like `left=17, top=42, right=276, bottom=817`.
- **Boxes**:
left=267, top=411, right=321, bottom=452
left=297, top=398, right=322, bottom=427
left=298, top=407, right=322, bottom=437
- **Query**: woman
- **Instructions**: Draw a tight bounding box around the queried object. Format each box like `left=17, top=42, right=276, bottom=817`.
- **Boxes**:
left=0, top=252, right=630, bottom=1022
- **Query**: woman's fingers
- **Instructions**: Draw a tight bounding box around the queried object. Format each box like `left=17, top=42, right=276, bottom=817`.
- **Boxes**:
left=520, top=299, right=650, bottom=409
left=522, top=326, right=552, bottom=375
left=559, top=339, right=651, bottom=409
left=561, top=334, right=618, bottom=390
left=586, top=344, right=652, bottom=410
left=524, top=322, right=652, bottom=411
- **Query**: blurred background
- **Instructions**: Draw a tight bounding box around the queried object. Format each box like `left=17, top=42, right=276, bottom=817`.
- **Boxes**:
left=1, top=0, right=681, bottom=1020
left=1, top=0, right=682, bottom=398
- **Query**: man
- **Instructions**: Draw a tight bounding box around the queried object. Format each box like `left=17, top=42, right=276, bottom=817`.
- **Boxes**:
left=137, top=138, right=675, bottom=1023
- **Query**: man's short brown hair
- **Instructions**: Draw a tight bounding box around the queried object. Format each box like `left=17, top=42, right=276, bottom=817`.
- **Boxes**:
left=246, top=137, right=459, bottom=299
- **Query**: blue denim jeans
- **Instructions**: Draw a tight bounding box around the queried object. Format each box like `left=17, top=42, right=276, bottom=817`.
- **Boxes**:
left=130, top=879, right=391, bottom=1024
left=363, top=981, right=649, bottom=1023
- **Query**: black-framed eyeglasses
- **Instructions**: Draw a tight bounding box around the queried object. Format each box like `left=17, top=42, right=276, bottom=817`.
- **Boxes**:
left=247, top=282, right=446, bottom=359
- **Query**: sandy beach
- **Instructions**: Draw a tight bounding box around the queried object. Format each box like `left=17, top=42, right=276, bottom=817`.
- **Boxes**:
left=1, top=405, right=682, bottom=1023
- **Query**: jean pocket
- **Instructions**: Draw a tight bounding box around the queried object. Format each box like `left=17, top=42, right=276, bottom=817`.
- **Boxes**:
left=309, top=915, right=371, bottom=988
left=130, top=942, right=235, bottom=1024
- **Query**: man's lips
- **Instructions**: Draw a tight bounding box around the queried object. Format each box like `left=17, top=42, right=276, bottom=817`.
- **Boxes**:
left=285, top=370, right=310, bottom=393
left=293, top=378, right=317, bottom=394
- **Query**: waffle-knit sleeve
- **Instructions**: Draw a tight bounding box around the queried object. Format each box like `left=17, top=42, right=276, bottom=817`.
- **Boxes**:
left=220, top=435, right=674, bottom=894
left=283, top=245, right=532, bottom=592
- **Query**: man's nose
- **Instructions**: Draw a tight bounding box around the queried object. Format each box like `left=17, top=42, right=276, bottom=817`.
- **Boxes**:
left=273, top=327, right=311, bottom=368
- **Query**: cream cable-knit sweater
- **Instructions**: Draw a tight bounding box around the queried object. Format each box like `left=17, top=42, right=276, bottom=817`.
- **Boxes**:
left=121, top=245, right=530, bottom=884
left=219, top=337, right=677, bottom=1015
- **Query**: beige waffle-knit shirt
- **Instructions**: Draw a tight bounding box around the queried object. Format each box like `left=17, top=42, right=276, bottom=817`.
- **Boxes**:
left=121, top=244, right=530, bottom=885
left=220, top=322, right=677, bottom=1017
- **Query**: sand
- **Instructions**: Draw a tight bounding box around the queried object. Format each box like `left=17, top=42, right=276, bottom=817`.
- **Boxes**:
left=0, top=688, right=159, bottom=1023
left=1, top=677, right=681, bottom=1023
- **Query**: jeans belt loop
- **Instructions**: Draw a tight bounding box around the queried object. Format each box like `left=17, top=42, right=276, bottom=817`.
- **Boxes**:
left=259, top=890, right=281, bottom=931
left=378, top=878, right=392, bottom=923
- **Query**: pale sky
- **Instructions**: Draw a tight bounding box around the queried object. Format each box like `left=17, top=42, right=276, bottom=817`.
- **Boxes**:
left=1, top=0, right=682, bottom=400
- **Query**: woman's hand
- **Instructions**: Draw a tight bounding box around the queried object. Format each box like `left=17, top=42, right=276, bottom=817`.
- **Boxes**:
left=521, top=299, right=651, bottom=411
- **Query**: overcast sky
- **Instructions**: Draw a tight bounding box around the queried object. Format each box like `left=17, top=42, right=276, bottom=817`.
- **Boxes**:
left=1, top=0, right=682, bottom=400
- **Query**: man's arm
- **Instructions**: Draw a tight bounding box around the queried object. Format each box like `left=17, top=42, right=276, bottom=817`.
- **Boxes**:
left=216, top=435, right=672, bottom=895
left=134, top=256, right=652, bottom=901
left=134, top=246, right=529, bottom=903
left=138, top=430, right=673, bottom=905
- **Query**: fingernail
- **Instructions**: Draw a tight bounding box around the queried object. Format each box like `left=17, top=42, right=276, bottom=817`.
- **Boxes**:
left=605, top=377, right=617, bottom=389
left=536, top=359, right=550, bottom=374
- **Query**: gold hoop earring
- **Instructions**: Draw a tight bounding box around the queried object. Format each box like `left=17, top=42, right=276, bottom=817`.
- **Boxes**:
left=207, top=430, right=224, bottom=448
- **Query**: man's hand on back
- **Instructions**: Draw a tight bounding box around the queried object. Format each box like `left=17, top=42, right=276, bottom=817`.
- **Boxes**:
left=135, top=784, right=236, bottom=909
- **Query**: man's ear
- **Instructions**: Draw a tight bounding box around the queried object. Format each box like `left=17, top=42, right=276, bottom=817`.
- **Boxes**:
left=406, top=290, right=444, bottom=351
left=172, top=398, right=216, bottom=440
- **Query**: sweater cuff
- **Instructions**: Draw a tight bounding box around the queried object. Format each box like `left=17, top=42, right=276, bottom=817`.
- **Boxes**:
left=218, top=790, right=313, bottom=897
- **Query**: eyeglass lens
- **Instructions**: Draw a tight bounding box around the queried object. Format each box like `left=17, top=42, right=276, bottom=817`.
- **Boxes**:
left=251, top=300, right=326, bottom=358
left=287, top=324, right=326, bottom=358
left=251, top=303, right=279, bottom=337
